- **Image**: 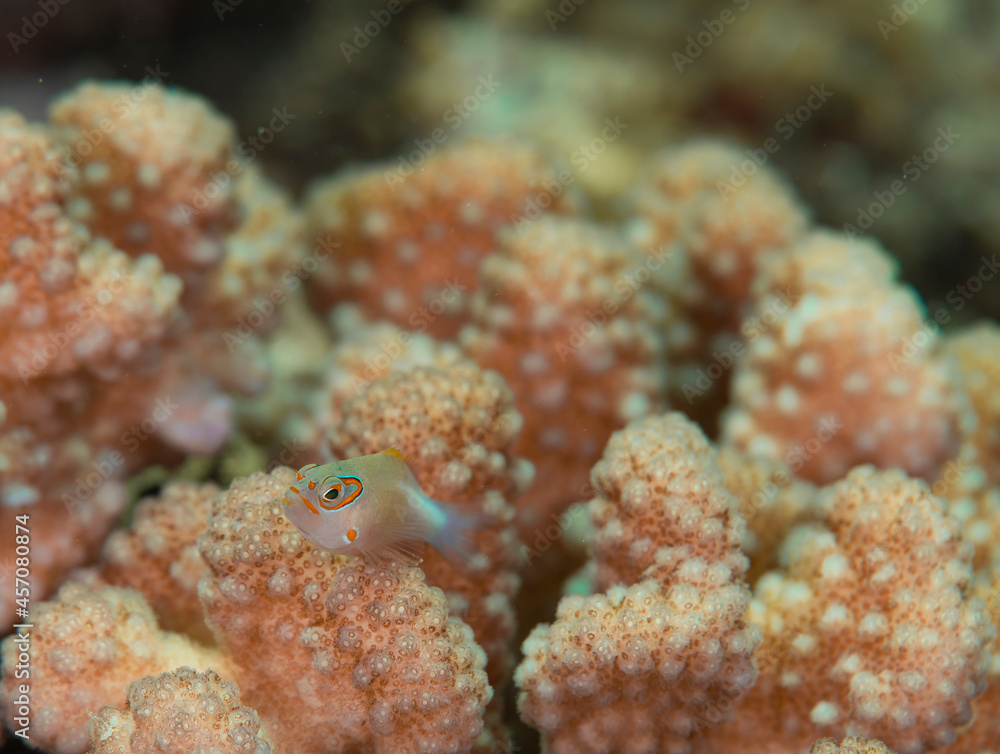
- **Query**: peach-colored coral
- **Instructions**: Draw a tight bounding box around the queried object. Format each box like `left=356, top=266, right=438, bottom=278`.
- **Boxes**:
left=944, top=322, right=1000, bottom=487
left=626, top=140, right=808, bottom=430
left=89, top=667, right=273, bottom=754
left=721, top=230, right=967, bottom=483
left=515, top=413, right=760, bottom=752
left=0, top=107, right=180, bottom=630
left=0, top=80, right=303, bottom=629
left=460, top=215, right=666, bottom=540
left=297, top=305, right=467, bottom=458
left=923, top=324, right=1000, bottom=579
left=304, top=138, right=576, bottom=338
left=2, top=466, right=494, bottom=753
left=49, top=81, right=238, bottom=285
left=202, top=164, right=308, bottom=335
left=0, top=107, right=181, bottom=422
left=0, top=582, right=231, bottom=754
left=100, top=481, right=218, bottom=643
left=701, top=466, right=992, bottom=754
left=716, top=445, right=819, bottom=584
left=811, top=737, right=895, bottom=754
left=325, top=360, right=529, bottom=687
left=198, top=469, right=493, bottom=753
left=0, top=429, right=128, bottom=625
left=943, top=567, right=1000, bottom=754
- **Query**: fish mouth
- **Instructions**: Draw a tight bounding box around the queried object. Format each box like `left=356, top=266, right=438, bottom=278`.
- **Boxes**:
left=284, top=486, right=320, bottom=514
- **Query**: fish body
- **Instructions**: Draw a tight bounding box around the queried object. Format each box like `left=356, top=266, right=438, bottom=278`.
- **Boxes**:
left=282, top=449, right=479, bottom=567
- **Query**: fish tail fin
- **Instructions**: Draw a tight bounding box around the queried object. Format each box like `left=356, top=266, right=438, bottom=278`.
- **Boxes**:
left=426, top=498, right=484, bottom=571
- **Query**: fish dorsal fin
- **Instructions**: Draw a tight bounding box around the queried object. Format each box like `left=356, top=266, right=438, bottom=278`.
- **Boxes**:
left=382, top=448, right=407, bottom=462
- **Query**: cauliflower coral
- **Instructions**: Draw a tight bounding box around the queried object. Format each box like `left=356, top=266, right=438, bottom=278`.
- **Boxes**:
left=90, top=667, right=274, bottom=754
left=2, top=363, right=504, bottom=754
left=700, top=467, right=992, bottom=753
left=2, top=63, right=998, bottom=754
left=0, top=79, right=303, bottom=629
left=304, top=138, right=576, bottom=338
left=515, top=412, right=760, bottom=752
left=721, top=231, right=967, bottom=484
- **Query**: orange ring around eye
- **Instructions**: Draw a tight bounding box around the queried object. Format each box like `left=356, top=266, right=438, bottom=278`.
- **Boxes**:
left=322, top=476, right=363, bottom=511
left=319, top=480, right=344, bottom=510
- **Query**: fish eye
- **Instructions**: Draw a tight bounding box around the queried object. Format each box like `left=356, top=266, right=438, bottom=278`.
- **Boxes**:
left=318, top=476, right=361, bottom=511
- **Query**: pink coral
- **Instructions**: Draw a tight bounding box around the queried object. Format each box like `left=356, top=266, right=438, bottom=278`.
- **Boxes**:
left=944, top=322, right=1000, bottom=488
left=325, top=359, right=529, bottom=688
left=299, top=305, right=467, bottom=455
left=304, top=138, right=576, bottom=338
left=198, top=469, right=493, bottom=753
left=90, top=667, right=273, bottom=754
left=716, top=445, right=819, bottom=584
left=515, top=413, right=760, bottom=752
left=721, top=231, right=967, bottom=483
left=100, top=481, right=218, bottom=643
left=701, top=466, right=992, bottom=753
left=0, top=581, right=232, bottom=754
left=0, top=80, right=303, bottom=628
left=460, top=215, right=666, bottom=540
left=626, top=140, right=808, bottom=430
left=811, top=737, right=895, bottom=754
left=48, top=81, right=238, bottom=285
left=1, top=466, right=493, bottom=753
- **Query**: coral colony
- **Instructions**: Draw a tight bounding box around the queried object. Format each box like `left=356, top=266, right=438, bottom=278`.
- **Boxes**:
left=1, top=9, right=999, bottom=754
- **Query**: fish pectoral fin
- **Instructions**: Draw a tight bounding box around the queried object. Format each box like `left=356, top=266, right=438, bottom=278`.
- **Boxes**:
left=361, top=508, right=428, bottom=568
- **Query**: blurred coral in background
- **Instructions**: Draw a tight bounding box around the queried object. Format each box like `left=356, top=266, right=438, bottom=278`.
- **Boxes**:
left=0, top=0, right=998, bottom=752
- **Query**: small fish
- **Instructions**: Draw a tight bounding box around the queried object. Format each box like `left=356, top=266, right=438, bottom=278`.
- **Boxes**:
left=282, top=448, right=480, bottom=567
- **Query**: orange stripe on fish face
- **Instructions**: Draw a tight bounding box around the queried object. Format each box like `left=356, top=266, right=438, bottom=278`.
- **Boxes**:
left=286, top=485, right=320, bottom=515
left=300, top=495, right=320, bottom=514
left=320, top=476, right=364, bottom=511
